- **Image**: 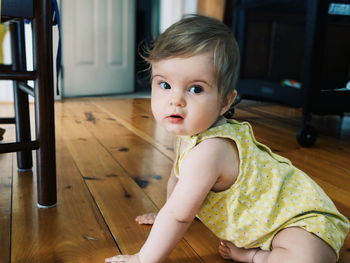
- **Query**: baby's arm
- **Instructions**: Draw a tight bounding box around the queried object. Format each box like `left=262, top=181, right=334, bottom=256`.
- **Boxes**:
left=106, top=138, right=238, bottom=262
left=137, top=139, right=225, bottom=262
left=135, top=169, right=178, bottom=225
left=166, top=169, right=178, bottom=200
left=136, top=137, right=179, bottom=225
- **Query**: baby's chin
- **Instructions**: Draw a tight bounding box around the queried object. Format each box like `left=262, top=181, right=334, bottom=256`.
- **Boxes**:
left=166, top=128, right=207, bottom=137
left=164, top=127, right=193, bottom=137
left=159, top=119, right=211, bottom=136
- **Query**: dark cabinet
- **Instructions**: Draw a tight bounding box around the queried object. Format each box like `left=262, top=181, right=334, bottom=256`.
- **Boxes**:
left=241, top=7, right=350, bottom=89
left=233, top=0, right=350, bottom=146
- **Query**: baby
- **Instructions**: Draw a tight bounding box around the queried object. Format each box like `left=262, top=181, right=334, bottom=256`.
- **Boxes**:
left=106, top=15, right=349, bottom=263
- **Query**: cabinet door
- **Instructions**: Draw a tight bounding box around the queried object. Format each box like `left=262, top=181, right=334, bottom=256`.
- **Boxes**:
left=243, top=10, right=304, bottom=82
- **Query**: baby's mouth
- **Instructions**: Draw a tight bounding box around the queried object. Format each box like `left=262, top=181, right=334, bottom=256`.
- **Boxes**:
left=170, top=114, right=183, bottom=119
left=166, top=114, right=184, bottom=123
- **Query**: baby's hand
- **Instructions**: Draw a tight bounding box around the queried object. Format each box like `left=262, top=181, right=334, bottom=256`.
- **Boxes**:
left=135, top=212, right=157, bottom=225
left=105, top=254, right=139, bottom=263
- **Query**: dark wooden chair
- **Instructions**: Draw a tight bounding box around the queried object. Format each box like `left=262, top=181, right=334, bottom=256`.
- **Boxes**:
left=0, top=0, right=57, bottom=208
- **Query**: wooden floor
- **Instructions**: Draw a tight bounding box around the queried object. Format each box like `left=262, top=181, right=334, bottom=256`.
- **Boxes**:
left=1, top=98, right=350, bottom=263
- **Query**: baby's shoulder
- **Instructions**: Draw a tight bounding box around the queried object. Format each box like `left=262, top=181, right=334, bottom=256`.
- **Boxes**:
left=187, top=137, right=238, bottom=164
left=188, top=138, right=239, bottom=189
left=197, top=136, right=234, bottom=151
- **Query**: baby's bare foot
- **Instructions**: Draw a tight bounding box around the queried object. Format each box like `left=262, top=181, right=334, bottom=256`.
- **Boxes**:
left=135, top=212, right=157, bottom=225
left=218, top=240, right=259, bottom=262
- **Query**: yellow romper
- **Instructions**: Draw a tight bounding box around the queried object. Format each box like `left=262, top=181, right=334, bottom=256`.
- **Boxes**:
left=175, top=119, right=350, bottom=257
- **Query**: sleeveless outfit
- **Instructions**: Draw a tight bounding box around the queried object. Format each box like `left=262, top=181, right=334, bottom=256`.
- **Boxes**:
left=174, top=118, right=349, bottom=258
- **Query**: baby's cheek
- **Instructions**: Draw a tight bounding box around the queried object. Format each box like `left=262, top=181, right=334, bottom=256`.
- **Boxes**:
left=150, top=101, right=159, bottom=117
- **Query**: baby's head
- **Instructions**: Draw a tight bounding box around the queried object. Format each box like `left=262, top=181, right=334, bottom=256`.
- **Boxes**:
left=144, top=14, right=240, bottom=109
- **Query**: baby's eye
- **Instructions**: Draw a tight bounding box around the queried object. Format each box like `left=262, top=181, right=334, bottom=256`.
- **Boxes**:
left=188, top=86, right=203, bottom=94
left=159, top=82, right=171, bottom=89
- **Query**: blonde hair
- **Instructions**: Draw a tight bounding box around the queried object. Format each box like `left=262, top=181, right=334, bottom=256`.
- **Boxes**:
left=143, top=14, right=240, bottom=105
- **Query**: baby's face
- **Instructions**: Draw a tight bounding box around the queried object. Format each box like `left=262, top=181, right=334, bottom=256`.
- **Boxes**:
left=150, top=53, right=225, bottom=136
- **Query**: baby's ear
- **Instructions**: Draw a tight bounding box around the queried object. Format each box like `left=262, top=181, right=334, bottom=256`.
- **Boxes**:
left=220, top=90, right=237, bottom=115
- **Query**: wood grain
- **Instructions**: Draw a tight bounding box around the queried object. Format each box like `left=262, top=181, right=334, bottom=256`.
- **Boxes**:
left=93, top=98, right=175, bottom=159
left=0, top=104, right=15, bottom=263
left=62, top=100, right=230, bottom=262
left=11, top=138, right=118, bottom=262
left=0, top=153, right=12, bottom=263
left=56, top=101, right=204, bottom=262
left=1, top=98, right=349, bottom=262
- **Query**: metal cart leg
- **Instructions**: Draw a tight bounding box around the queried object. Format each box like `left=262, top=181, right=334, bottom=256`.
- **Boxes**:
left=297, top=0, right=328, bottom=147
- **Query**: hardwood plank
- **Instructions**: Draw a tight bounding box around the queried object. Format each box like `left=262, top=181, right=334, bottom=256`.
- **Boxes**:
left=64, top=100, right=170, bottom=207
left=236, top=102, right=350, bottom=152
left=0, top=102, right=15, bottom=117
left=0, top=103, right=15, bottom=263
left=243, top=100, right=350, bottom=139
left=0, top=153, right=13, bottom=263
left=11, top=137, right=118, bottom=262
left=56, top=101, right=204, bottom=262
left=89, top=98, right=350, bottom=262
left=63, top=100, right=230, bottom=263
left=2, top=98, right=349, bottom=263
left=92, top=98, right=175, bottom=159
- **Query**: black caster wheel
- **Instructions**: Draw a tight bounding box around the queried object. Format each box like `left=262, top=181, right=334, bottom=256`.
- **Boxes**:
left=296, top=125, right=318, bottom=147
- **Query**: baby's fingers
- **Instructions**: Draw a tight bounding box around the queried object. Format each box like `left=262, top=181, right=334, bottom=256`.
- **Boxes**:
left=135, top=212, right=157, bottom=225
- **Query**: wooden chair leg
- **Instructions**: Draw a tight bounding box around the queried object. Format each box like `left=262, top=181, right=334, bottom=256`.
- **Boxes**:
left=10, top=21, right=33, bottom=171
left=32, top=0, right=57, bottom=207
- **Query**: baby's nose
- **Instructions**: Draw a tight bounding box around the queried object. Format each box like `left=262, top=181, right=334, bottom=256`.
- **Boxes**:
left=170, top=91, right=186, bottom=107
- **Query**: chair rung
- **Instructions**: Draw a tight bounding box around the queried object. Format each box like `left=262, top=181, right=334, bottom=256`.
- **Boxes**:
left=19, top=82, right=35, bottom=97
left=0, top=70, right=37, bottom=80
left=0, top=65, right=12, bottom=71
left=0, top=118, right=16, bottom=124
left=0, top=141, right=39, bottom=153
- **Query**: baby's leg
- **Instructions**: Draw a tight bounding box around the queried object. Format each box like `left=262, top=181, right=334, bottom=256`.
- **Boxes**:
left=255, top=227, right=337, bottom=263
left=135, top=212, right=157, bottom=225
left=219, top=227, right=337, bottom=263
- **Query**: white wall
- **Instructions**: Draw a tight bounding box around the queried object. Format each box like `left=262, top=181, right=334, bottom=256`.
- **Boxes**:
left=0, top=14, right=61, bottom=102
left=160, top=0, right=197, bottom=33
left=0, top=23, right=35, bottom=102
left=0, top=25, right=14, bottom=102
